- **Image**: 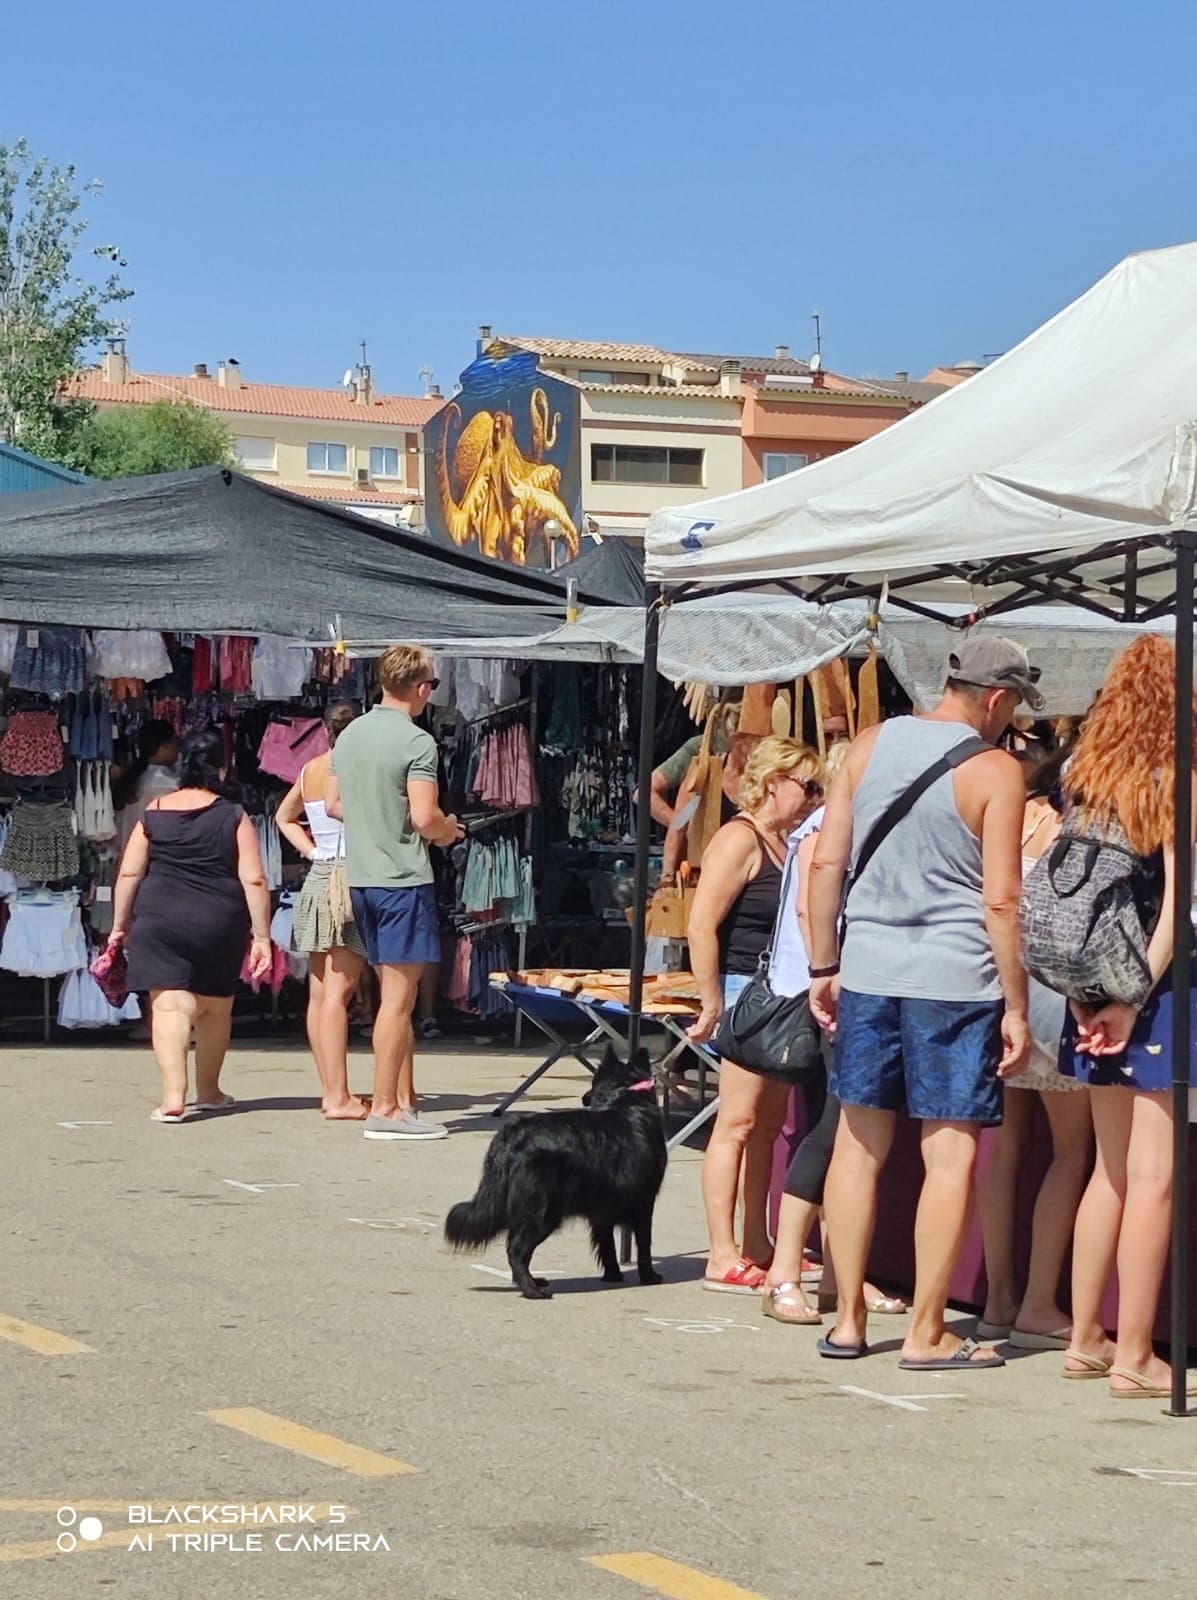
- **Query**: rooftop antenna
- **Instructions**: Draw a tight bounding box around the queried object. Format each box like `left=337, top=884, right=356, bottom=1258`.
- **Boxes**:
left=811, top=309, right=823, bottom=362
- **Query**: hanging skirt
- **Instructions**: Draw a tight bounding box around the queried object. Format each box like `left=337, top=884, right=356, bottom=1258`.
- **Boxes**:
left=294, top=860, right=366, bottom=957
left=0, top=802, right=80, bottom=881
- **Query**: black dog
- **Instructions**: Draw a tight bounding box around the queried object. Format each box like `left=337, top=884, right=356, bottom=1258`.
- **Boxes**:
left=444, top=1046, right=667, bottom=1298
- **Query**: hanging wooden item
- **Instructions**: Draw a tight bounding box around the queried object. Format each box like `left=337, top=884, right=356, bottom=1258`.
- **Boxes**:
left=858, top=640, right=881, bottom=729
left=809, top=669, right=828, bottom=758
left=683, top=707, right=727, bottom=866
left=771, top=684, right=793, bottom=737
left=738, top=682, right=776, bottom=736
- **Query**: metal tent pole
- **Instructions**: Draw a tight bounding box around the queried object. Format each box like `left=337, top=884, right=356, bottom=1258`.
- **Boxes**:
left=628, top=586, right=663, bottom=1056
left=1169, top=530, right=1195, bottom=1417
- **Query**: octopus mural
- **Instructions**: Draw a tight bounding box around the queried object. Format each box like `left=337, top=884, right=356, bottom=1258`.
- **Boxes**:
left=427, top=356, right=581, bottom=568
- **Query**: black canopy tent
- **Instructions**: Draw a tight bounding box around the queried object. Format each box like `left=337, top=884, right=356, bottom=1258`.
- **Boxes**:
left=0, top=466, right=572, bottom=639
left=629, top=242, right=1197, bottom=1415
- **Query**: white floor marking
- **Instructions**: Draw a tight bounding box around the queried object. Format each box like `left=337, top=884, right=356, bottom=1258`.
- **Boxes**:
left=1103, top=1467, right=1197, bottom=1487
left=840, top=1385, right=966, bottom=1412
left=347, top=1217, right=433, bottom=1231
left=643, top=1315, right=760, bottom=1335
left=56, top=1121, right=113, bottom=1130
left=222, top=1180, right=300, bottom=1194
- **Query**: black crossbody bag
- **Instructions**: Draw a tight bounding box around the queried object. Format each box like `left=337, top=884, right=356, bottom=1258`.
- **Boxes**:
left=713, top=736, right=991, bottom=1080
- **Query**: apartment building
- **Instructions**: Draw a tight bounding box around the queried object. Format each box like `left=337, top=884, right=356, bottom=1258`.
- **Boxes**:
left=488, top=332, right=936, bottom=540
left=72, top=343, right=441, bottom=525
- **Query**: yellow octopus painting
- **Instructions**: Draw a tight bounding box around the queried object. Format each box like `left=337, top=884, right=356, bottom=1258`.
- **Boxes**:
left=435, top=386, right=580, bottom=566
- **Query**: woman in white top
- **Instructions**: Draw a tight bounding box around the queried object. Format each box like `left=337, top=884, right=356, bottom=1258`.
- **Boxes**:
left=114, top=719, right=180, bottom=850
left=276, top=703, right=368, bottom=1120
left=761, top=742, right=909, bottom=1325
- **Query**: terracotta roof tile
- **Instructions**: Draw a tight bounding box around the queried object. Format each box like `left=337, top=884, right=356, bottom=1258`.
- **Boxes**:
left=279, top=481, right=421, bottom=506
left=69, top=370, right=441, bottom=427
left=497, top=335, right=670, bottom=364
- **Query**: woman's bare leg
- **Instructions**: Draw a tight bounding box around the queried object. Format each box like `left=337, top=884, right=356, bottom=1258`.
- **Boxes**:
left=740, top=1080, right=791, bottom=1264
left=702, top=1062, right=770, bottom=1278
left=150, top=988, right=195, bottom=1115
left=318, top=948, right=368, bottom=1118
left=193, top=995, right=234, bottom=1105
left=1109, top=1089, right=1174, bottom=1391
left=1066, top=1085, right=1125, bottom=1374
left=1016, top=1090, right=1093, bottom=1334
left=306, top=954, right=329, bottom=1090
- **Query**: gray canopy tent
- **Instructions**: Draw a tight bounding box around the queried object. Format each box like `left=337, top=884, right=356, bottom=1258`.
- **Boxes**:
left=0, top=466, right=574, bottom=639
left=633, top=241, right=1197, bottom=1414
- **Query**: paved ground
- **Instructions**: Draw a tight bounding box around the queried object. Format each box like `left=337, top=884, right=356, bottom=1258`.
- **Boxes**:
left=1, top=1034, right=1195, bottom=1600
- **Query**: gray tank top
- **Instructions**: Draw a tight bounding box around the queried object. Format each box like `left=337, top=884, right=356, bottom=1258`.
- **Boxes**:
left=840, top=717, right=999, bottom=1001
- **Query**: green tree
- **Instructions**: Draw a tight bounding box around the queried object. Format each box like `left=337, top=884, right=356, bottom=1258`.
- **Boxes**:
left=0, top=138, right=130, bottom=461
left=72, top=398, right=235, bottom=479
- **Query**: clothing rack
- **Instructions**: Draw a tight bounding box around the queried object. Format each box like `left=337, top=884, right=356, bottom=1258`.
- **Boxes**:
left=466, top=697, right=532, bottom=728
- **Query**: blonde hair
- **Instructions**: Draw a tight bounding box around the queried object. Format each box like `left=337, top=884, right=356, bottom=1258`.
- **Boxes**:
left=738, top=736, right=821, bottom=813
left=823, top=739, right=851, bottom=785
left=379, top=644, right=435, bottom=697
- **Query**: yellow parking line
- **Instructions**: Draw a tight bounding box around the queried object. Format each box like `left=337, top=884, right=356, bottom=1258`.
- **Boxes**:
left=0, top=1315, right=92, bottom=1357
left=0, top=1530, right=132, bottom=1563
left=206, top=1408, right=417, bottom=1477
left=588, top=1552, right=769, bottom=1600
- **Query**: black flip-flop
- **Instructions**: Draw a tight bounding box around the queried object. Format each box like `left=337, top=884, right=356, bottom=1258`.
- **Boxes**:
left=817, top=1333, right=869, bottom=1360
left=898, top=1336, right=1005, bottom=1371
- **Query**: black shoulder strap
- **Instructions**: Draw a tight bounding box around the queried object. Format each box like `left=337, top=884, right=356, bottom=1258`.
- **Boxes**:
left=842, top=736, right=992, bottom=919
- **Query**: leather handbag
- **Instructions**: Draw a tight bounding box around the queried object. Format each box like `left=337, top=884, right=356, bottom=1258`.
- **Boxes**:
left=712, top=849, right=821, bottom=1083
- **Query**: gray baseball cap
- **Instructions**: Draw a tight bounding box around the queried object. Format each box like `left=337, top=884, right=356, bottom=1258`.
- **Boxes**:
left=947, top=635, right=1045, bottom=711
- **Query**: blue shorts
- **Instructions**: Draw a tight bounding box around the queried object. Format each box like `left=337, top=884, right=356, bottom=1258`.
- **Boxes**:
left=831, top=989, right=1004, bottom=1125
left=350, top=885, right=441, bottom=969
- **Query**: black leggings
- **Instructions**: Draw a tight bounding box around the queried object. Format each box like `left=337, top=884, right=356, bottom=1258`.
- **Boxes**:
left=781, top=1035, right=840, bottom=1206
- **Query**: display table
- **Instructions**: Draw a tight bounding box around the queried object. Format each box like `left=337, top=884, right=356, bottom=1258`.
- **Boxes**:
left=770, top=1093, right=1197, bottom=1343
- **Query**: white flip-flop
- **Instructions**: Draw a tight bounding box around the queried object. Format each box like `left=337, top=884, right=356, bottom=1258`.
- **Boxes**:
left=150, top=1106, right=189, bottom=1123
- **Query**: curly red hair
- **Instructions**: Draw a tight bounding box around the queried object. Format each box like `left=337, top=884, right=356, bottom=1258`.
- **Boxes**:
left=1065, top=634, right=1195, bottom=854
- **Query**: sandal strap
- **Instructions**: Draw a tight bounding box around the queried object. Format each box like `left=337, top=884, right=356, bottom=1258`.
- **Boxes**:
left=769, top=1281, right=802, bottom=1298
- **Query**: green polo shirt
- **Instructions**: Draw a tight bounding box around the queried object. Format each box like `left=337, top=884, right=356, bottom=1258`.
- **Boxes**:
left=331, top=706, right=440, bottom=888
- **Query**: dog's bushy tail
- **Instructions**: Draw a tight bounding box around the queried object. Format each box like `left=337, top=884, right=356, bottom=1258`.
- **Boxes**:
left=444, top=1140, right=511, bottom=1251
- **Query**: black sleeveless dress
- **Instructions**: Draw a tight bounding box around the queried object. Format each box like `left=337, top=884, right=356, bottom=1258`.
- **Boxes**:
left=126, top=798, right=250, bottom=996
left=716, top=816, right=785, bottom=976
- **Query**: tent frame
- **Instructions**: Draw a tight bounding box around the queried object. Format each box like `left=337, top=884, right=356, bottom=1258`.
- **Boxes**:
left=629, top=532, right=1196, bottom=1418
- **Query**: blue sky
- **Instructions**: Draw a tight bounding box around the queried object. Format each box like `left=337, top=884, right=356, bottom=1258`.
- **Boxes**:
left=7, top=0, right=1195, bottom=395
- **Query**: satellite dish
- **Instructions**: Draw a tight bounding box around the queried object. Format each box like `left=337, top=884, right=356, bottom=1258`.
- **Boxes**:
left=809, top=353, right=823, bottom=373
left=342, top=369, right=354, bottom=388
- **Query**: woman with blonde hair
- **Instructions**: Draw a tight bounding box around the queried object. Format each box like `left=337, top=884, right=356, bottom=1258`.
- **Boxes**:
left=687, top=737, right=825, bottom=1291
left=760, top=742, right=908, bottom=1323
left=1059, top=636, right=1197, bottom=1398
left=275, top=703, right=369, bottom=1120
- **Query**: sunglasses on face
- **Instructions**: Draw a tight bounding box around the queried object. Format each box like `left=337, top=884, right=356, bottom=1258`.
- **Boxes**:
left=420, top=677, right=441, bottom=690
left=780, top=774, right=823, bottom=800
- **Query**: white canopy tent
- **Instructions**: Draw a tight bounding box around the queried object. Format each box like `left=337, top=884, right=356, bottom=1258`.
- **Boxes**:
left=628, top=243, right=1197, bottom=1407
left=645, top=242, right=1197, bottom=604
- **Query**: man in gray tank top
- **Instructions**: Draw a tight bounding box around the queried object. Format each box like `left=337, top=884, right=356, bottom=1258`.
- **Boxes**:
left=806, top=637, right=1040, bottom=1372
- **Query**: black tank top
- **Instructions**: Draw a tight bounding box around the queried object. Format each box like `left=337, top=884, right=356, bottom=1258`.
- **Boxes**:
left=716, top=816, right=785, bottom=975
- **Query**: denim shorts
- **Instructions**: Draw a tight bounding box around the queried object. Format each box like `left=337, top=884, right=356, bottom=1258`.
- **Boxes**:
left=830, top=989, right=1004, bottom=1125
left=350, top=884, right=441, bottom=968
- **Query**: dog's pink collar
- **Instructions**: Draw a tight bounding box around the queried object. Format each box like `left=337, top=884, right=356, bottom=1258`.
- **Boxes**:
left=629, top=1079, right=655, bottom=1093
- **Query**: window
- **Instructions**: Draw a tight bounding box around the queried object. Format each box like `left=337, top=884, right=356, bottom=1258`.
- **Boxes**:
left=234, top=435, right=276, bottom=471
left=591, top=444, right=704, bottom=486
left=369, top=445, right=401, bottom=479
left=763, top=452, right=809, bottom=481
left=579, top=369, right=651, bottom=386
left=307, top=441, right=349, bottom=474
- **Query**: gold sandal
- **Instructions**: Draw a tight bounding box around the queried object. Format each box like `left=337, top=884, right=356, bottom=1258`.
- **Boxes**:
left=762, top=1282, right=822, bottom=1326
left=1062, top=1348, right=1113, bottom=1379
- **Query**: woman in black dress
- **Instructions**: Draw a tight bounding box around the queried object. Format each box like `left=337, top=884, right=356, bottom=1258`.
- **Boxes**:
left=110, top=730, right=273, bottom=1122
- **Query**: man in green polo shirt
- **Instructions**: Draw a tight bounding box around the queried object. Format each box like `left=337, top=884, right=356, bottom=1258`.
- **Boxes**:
left=327, top=644, right=463, bottom=1142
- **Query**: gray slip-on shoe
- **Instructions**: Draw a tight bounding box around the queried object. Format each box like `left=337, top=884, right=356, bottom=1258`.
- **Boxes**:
left=363, top=1110, right=448, bottom=1141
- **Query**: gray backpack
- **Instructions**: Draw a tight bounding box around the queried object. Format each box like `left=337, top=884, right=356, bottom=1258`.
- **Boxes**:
left=1020, top=811, right=1162, bottom=1007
